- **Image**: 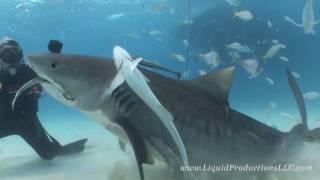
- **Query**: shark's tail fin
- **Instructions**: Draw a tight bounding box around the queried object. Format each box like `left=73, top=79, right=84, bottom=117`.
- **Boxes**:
left=287, top=68, right=320, bottom=142
left=286, top=68, right=308, bottom=137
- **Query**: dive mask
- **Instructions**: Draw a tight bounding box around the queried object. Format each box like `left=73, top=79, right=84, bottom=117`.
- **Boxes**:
left=0, top=45, right=23, bottom=65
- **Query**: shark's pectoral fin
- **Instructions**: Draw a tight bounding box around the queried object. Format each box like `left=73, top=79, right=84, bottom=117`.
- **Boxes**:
left=189, top=67, right=235, bottom=104
left=117, top=118, right=153, bottom=180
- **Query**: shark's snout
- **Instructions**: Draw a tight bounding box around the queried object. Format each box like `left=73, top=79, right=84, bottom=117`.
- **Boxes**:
left=26, top=54, right=43, bottom=67
left=25, top=55, right=33, bottom=67
left=25, top=54, right=58, bottom=86
left=25, top=53, right=57, bottom=75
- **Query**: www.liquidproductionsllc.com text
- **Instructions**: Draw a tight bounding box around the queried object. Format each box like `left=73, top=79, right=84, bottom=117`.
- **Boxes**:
left=180, top=164, right=313, bottom=173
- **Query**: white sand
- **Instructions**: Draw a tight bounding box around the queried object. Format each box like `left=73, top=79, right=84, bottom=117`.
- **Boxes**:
left=1, top=110, right=319, bottom=180
left=0, top=116, right=169, bottom=180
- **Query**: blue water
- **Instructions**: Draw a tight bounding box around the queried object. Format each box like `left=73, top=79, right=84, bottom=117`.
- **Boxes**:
left=1, top=0, right=320, bottom=180
left=1, top=0, right=320, bottom=145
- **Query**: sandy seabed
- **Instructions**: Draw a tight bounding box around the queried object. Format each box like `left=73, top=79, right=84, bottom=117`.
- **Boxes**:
left=0, top=117, right=171, bottom=180
left=1, top=114, right=320, bottom=180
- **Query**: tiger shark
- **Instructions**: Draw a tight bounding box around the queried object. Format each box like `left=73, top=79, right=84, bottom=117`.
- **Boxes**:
left=15, top=48, right=319, bottom=180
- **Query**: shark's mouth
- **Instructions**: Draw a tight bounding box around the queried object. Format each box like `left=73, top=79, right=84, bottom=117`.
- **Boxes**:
left=40, top=77, right=76, bottom=103
left=38, top=76, right=76, bottom=102
left=63, top=92, right=75, bottom=101
left=12, top=76, right=75, bottom=110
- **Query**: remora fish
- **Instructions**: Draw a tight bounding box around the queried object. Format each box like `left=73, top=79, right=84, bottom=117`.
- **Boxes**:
left=16, top=53, right=320, bottom=179
left=284, top=0, right=320, bottom=34
left=109, top=46, right=188, bottom=179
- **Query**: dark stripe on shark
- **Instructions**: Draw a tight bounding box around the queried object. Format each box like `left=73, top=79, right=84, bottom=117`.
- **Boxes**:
left=169, top=97, right=232, bottom=148
left=112, top=84, right=139, bottom=117
left=173, top=107, right=286, bottom=153
left=229, top=109, right=285, bottom=145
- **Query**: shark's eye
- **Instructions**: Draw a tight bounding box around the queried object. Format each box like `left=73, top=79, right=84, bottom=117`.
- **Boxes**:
left=50, top=63, right=57, bottom=70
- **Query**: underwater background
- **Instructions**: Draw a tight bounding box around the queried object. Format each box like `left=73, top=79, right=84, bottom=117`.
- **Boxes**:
left=0, top=0, right=320, bottom=179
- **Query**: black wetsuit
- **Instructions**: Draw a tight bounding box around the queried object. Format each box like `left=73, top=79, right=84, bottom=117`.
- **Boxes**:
left=0, top=64, right=65, bottom=160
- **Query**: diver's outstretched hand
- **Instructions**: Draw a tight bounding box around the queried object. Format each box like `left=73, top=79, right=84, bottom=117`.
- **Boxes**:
left=59, top=138, right=88, bottom=155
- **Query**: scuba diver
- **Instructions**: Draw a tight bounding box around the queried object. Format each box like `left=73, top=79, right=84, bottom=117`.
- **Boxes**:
left=0, top=37, right=87, bottom=160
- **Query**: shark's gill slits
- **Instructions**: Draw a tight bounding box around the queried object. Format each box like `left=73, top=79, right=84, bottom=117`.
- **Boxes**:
left=111, top=85, right=139, bottom=117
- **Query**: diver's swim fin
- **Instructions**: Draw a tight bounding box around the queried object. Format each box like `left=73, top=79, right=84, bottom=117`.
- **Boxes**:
left=59, top=138, right=88, bottom=155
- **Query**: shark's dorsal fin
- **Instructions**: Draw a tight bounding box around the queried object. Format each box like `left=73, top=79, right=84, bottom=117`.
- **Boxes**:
left=190, top=67, right=236, bottom=104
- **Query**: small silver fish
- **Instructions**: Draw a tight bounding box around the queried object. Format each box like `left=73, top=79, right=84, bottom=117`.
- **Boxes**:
left=172, top=53, right=186, bottom=63
left=262, top=44, right=286, bottom=62
left=279, top=56, right=290, bottom=62
left=265, top=77, right=275, bottom=86
left=239, top=58, right=263, bottom=78
left=234, top=10, right=253, bottom=22
left=199, top=50, right=221, bottom=69
left=226, top=42, right=251, bottom=53
left=303, top=92, right=320, bottom=101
